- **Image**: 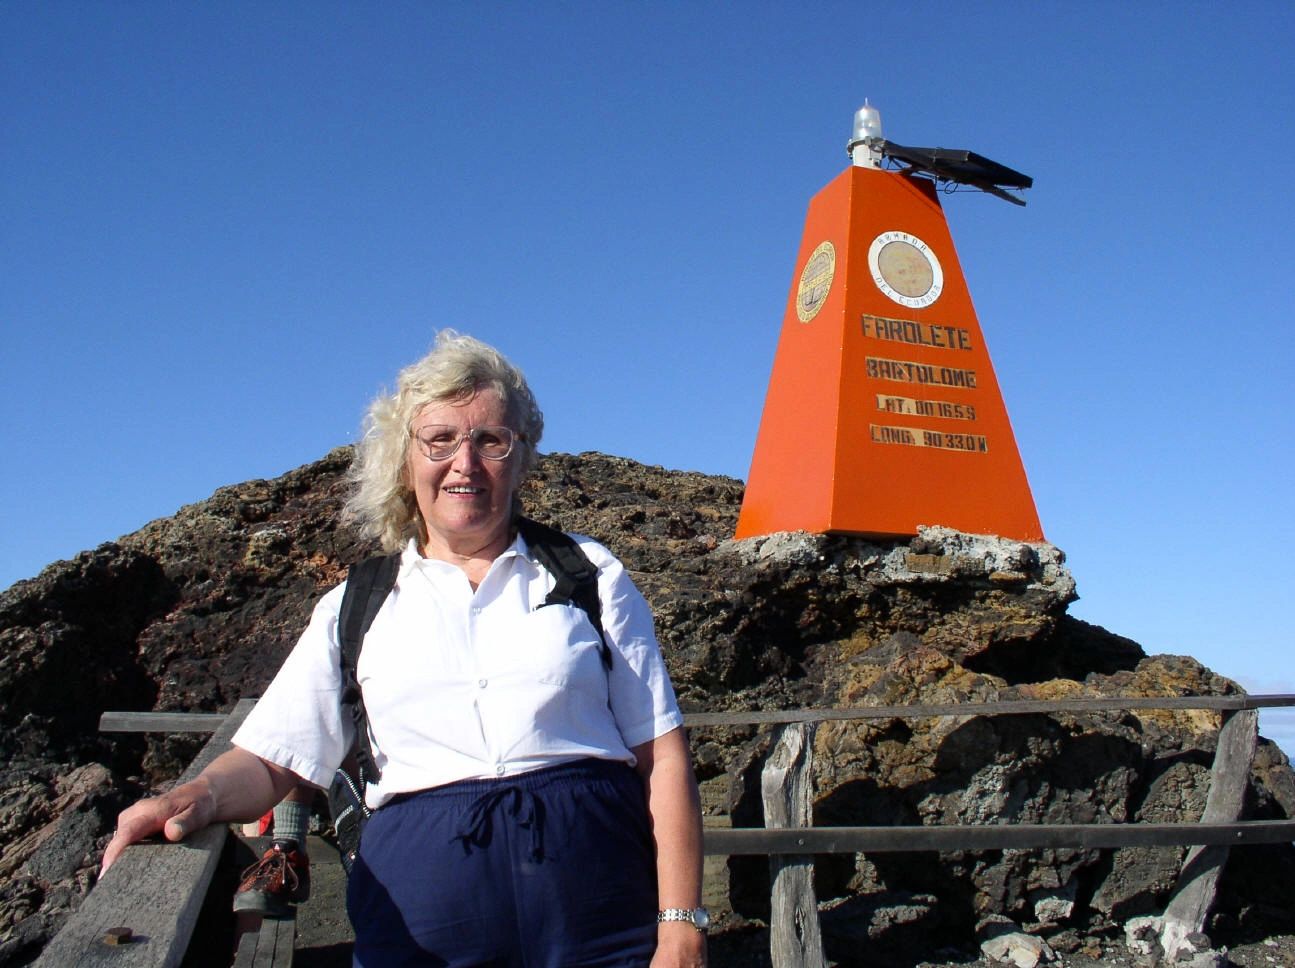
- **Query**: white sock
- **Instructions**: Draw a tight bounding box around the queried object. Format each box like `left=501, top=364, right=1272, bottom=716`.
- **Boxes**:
left=273, top=798, right=310, bottom=852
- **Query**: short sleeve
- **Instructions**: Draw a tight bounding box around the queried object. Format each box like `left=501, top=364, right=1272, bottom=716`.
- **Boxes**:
left=574, top=537, right=684, bottom=749
left=231, top=582, right=355, bottom=788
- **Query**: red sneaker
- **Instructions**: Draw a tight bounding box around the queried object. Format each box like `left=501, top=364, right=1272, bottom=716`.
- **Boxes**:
left=232, top=839, right=310, bottom=916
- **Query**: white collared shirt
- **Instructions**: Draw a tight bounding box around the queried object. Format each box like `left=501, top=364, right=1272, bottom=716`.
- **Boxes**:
left=232, top=532, right=683, bottom=809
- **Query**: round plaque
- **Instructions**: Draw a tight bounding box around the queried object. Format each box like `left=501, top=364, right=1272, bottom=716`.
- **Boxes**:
left=796, top=241, right=836, bottom=322
left=868, top=231, right=943, bottom=309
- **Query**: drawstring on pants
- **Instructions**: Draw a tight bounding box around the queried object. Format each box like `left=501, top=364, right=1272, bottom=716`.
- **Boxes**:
left=452, top=785, right=546, bottom=862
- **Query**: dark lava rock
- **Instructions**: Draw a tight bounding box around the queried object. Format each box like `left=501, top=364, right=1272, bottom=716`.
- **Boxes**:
left=0, top=448, right=1291, bottom=964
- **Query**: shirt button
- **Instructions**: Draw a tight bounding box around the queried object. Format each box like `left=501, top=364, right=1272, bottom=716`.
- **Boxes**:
left=495, top=764, right=506, bottom=776
left=478, top=678, right=488, bottom=689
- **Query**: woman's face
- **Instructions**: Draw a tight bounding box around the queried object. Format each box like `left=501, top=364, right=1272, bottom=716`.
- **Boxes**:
left=405, top=389, right=523, bottom=559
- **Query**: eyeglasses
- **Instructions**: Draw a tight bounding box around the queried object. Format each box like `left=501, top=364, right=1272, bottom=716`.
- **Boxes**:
left=411, top=424, right=523, bottom=461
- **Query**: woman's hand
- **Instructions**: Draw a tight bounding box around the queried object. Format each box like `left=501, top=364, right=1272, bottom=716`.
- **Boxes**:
left=100, top=747, right=300, bottom=875
left=100, top=776, right=216, bottom=873
left=651, top=921, right=707, bottom=967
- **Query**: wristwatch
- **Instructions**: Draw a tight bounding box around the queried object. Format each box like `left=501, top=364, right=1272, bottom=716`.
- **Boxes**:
left=657, top=907, right=710, bottom=933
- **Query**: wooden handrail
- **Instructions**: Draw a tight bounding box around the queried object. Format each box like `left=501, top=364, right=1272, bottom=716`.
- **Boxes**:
left=38, top=699, right=256, bottom=968
left=85, top=694, right=1294, bottom=967
left=749, top=705, right=1276, bottom=965
left=683, top=694, right=1295, bottom=728
left=94, top=698, right=1295, bottom=863
left=706, top=818, right=1295, bottom=854
left=99, top=694, right=1295, bottom=734
left=99, top=711, right=227, bottom=732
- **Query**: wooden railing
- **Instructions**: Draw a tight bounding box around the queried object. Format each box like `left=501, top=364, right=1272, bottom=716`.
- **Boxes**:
left=39, top=693, right=1295, bottom=967
left=690, top=694, right=1295, bottom=854
left=688, top=694, right=1295, bottom=966
left=35, top=699, right=256, bottom=968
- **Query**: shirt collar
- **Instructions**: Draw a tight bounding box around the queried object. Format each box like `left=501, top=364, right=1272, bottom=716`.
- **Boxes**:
left=397, top=531, right=529, bottom=579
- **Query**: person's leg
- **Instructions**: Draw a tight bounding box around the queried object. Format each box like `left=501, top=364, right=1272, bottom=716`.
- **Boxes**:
left=271, top=784, right=313, bottom=854
left=233, top=784, right=314, bottom=916
left=511, top=760, right=658, bottom=968
left=348, top=784, right=519, bottom=967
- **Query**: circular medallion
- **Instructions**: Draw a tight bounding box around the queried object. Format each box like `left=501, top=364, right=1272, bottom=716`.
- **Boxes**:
left=796, top=240, right=836, bottom=322
left=868, top=231, right=943, bottom=308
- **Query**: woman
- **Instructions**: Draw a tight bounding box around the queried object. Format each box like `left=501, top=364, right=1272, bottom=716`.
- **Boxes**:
left=103, top=331, right=707, bottom=968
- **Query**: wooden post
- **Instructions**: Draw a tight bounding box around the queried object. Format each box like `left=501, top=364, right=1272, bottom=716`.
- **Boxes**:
left=1159, top=708, right=1259, bottom=960
left=35, top=698, right=256, bottom=968
left=761, top=722, right=828, bottom=968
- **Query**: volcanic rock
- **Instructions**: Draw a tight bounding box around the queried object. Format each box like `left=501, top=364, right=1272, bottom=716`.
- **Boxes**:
left=0, top=448, right=1292, bottom=966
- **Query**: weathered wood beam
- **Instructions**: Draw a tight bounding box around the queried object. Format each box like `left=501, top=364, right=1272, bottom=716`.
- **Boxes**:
left=36, top=698, right=255, bottom=968
left=683, top=694, right=1295, bottom=728
left=762, top=723, right=827, bottom=968
left=100, top=694, right=1295, bottom=733
left=1160, top=709, right=1259, bottom=960
left=702, top=818, right=1295, bottom=855
left=100, top=711, right=228, bottom=733
left=232, top=912, right=296, bottom=968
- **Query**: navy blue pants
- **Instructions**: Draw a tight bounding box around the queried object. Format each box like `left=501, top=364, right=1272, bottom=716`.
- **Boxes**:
left=347, top=758, right=658, bottom=967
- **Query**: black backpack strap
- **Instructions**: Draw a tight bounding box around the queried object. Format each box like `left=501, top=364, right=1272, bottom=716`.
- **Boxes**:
left=338, top=553, right=401, bottom=784
left=518, top=517, right=612, bottom=671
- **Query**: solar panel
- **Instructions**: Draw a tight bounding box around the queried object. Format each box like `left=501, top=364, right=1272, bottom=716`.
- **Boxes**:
left=878, top=140, right=1033, bottom=205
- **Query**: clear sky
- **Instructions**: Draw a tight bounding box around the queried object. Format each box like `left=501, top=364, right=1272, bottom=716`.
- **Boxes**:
left=3, top=3, right=1292, bottom=750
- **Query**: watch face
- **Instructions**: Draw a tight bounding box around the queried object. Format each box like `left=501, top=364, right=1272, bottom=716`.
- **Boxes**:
left=694, top=908, right=710, bottom=930
left=868, top=230, right=943, bottom=308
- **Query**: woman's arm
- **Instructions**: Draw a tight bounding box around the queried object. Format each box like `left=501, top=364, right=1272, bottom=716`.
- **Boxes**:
left=100, top=747, right=301, bottom=873
left=633, top=726, right=707, bottom=968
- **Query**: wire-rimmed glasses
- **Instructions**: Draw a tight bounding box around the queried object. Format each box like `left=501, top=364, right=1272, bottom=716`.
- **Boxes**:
left=411, top=425, right=522, bottom=461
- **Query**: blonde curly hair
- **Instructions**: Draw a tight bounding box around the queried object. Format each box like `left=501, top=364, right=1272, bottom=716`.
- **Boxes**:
left=345, top=330, right=544, bottom=551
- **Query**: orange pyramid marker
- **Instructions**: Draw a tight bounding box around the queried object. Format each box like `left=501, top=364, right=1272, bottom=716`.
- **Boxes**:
left=736, top=163, right=1044, bottom=542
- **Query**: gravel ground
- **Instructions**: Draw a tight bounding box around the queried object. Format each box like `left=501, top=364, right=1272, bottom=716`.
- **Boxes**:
left=910, top=934, right=1295, bottom=968
left=288, top=836, right=1295, bottom=967
left=700, top=920, right=1295, bottom=967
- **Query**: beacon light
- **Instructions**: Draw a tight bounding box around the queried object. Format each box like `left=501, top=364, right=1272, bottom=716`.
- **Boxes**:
left=848, top=100, right=884, bottom=169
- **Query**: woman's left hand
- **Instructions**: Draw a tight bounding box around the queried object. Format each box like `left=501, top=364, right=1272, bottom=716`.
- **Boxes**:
left=651, top=921, right=707, bottom=967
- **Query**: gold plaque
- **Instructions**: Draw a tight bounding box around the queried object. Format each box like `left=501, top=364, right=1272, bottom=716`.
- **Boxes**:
left=796, top=241, right=836, bottom=322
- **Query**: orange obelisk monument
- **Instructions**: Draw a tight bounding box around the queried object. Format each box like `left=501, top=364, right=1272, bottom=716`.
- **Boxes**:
left=735, top=105, right=1044, bottom=542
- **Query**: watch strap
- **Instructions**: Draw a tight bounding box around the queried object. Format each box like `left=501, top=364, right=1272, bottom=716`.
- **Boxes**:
left=657, top=907, right=708, bottom=932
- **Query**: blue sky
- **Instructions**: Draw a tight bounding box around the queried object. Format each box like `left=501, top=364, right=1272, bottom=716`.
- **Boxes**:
left=3, top=3, right=1292, bottom=750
